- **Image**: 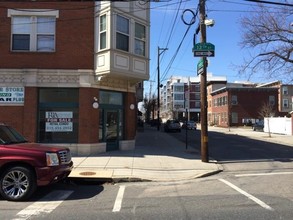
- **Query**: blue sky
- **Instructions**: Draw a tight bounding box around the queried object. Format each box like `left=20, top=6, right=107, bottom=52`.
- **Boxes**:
left=146, top=0, right=282, bottom=98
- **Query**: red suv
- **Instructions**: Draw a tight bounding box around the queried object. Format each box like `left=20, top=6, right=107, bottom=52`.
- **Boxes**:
left=0, top=124, right=73, bottom=201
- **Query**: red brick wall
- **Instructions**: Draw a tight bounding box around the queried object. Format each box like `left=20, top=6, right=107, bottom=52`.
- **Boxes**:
left=0, top=2, right=94, bottom=69
left=0, top=106, right=24, bottom=133
left=124, top=92, right=136, bottom=140
left=78, top=87, right=99, bottom=143
left=23, top=87, right=38, bottom=142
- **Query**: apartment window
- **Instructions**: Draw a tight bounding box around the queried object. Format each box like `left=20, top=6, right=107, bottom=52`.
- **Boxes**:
left=231, top=95, right=238, bottom=105
left=174, top=94, right=184, bottom=100
left=195, top=101, right=200, bottom=108
left=282, top=86, right=288, bottom=95
left=11, top=16, right=55, bottom=52
left=195, top=93, right=200, bottom=100
left=231, top=112, right=238, bottom=123
left=116, top=15, right=129, bottom=52
left=283, top=99, right=289, bottom=108
left=174, top=85, right=184, bottom=92
left=100, top=15, right=106, bottom=50
left=134, top=22, right=145, bottom=56
left=269, top=96, right=275, bottom=105
left=223, top=96, right=227, bottom=105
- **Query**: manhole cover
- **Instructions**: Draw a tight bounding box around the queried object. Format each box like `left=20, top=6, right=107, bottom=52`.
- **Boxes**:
left=79, top=171, right=96, bottom=176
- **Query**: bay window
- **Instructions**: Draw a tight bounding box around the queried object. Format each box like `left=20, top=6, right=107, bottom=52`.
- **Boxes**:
left=135, top=22, right=145, bottom=56
left=100, top=14, right=106, bottom=50
left=116, top=15, right=129, bottom=52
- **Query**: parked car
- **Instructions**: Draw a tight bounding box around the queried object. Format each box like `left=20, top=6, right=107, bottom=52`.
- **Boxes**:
left=164, top=120, right=181, bottom=132
left=0, top=123, right=73, bottom=201
left=252, top=120, right=264, bottom=131
left=182, top=120, right=197, bottom=130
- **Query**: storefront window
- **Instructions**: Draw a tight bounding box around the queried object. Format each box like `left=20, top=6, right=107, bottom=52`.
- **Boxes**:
left=38, top=88, right=79, bottom=143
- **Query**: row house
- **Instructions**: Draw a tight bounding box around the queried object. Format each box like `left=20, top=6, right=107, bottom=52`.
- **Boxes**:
left=209, top=83, right=279, bottom=127
left=256, top=81, right=293, bottom=114
left=0, top=1, right=150, bottom=155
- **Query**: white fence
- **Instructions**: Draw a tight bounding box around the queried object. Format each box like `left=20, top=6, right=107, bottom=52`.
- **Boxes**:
left=264, top=117, right=292, bottom=135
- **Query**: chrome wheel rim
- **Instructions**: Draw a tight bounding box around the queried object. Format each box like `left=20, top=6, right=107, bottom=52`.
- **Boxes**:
left=2, top=170, right=29, bottom=199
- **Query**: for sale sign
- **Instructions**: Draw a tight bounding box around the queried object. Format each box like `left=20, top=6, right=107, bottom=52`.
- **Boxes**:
left=45, top=111, right=73, bottom=132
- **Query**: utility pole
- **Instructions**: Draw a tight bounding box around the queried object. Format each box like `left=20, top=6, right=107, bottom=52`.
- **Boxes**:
left=199, top=0, right=209, bottom=162
left=157, top=47, right=168, bottom=131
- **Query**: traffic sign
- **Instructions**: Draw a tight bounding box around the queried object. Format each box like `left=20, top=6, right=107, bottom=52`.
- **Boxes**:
left=193, top=42, right=215, bottom=57
left=194, top=50, right=214, bottom=57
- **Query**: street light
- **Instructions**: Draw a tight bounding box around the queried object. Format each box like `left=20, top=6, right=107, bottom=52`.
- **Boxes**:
left=157, top=46, right=168, bottom=131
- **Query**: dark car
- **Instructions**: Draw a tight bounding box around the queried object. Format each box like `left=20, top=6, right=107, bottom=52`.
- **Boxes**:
left=252, top=120, right=264, bottom=131
left=0, top=124, right=73, bottom=201
left=164, top=119, right=181, bottom=132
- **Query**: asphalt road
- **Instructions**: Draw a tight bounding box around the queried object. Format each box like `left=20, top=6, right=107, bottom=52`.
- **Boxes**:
left=1, top=128, right=292, bottom=220
left=1, top=174, right=292, bottom=220
left=168, top=128, right=293, bottom=172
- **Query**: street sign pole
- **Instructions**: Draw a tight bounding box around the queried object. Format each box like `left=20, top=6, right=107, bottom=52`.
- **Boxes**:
left=199, top=0, right=209, bottom=162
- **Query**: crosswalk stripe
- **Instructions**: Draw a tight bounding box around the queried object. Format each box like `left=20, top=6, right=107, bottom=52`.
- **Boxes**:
left=219, top=179, right=274, bottom=211
left=112, top=185, right=126, bottom=212
left=12, top=190, right=73, bottom=220
left=235, top=171, right=293, bottom=177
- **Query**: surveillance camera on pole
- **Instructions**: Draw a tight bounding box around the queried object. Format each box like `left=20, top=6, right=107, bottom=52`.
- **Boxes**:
left=204, top=19, right=215, bottom=27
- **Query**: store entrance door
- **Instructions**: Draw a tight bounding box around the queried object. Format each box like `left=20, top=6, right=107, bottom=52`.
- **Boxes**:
left=105, top=109, right=119, bottom=151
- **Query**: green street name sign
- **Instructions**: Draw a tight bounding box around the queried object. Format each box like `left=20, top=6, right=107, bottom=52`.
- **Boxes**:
left=197, top=58, right=204, bottom=69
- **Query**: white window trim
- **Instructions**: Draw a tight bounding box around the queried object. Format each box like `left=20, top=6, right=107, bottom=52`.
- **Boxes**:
left=282, top=86, right=288, bottom=95
left=8, top=9, right=59, bottom=18
left=283, top=99, right=289, bottom=108
left=134, top=22, right=146, bottom=56
left=8, top=9, right=58, bottom=52
left=116, top=14, right=130, bottom=52
left=99, top=14, right=107, bottom=50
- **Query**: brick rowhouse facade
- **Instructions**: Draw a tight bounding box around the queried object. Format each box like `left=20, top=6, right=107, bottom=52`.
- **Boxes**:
left=0, top=1, right=150, bottom=155
left=210, top=87, right=279, bottom=127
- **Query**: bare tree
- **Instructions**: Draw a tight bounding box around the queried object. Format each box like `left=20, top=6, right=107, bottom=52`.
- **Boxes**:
left=258, top=101, right=275, bottom=137
left=142, top=95, right=157, bottom=123
left=238, top=4, right=293, bottom=82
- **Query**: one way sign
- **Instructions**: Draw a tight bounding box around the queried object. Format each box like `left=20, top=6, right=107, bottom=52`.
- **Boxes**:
left=194, top=50, right=214, bottom=57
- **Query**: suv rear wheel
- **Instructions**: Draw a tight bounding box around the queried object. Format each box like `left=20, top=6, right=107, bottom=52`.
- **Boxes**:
left=0, top=166, right=37, bottom=201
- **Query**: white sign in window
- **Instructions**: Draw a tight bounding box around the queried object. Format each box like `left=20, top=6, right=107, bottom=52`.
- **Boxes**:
left=45, top=111, right=73, bottom=132
left=0, top=87, right=25, bottom=104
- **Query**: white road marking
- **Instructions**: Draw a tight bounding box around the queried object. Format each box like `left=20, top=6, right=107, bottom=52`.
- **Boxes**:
left=219, top=179, right=274, bottom=211
left=112, top=185, right=126, bottom=212
left=12, top=190, right=73, bottom=220
left=235, top=171, right=293, bottom=177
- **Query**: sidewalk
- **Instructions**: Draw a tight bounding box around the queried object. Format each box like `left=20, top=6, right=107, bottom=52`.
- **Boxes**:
left=207, top=126, right=293, bottom=147
left=69, top=125, right=222, bottom=182
left=69, top=125, right=292, bottom=182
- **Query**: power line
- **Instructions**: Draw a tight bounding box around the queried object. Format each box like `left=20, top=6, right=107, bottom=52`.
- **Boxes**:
left=160, top=23, right=193, bottom=82
left=244, top=0, right=293, bottom=7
